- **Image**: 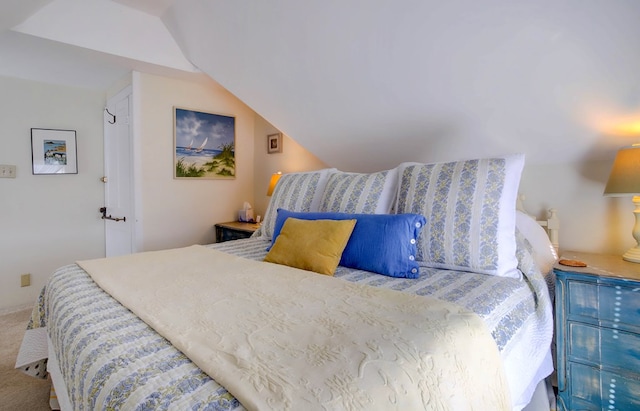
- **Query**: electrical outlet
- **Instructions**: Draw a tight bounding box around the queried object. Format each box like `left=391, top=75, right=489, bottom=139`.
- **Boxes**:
left=0, top=164, right=16, bottom=178
left=21, top=273, right=31, bottom=287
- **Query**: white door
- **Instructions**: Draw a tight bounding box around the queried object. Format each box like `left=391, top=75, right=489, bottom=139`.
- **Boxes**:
left=103, top=86, right=134, bottom=257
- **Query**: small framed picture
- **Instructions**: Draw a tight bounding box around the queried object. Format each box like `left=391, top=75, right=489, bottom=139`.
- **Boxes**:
left=31, top=128, right=78, bottom=175
left=267, top=133, right=282, bottom=154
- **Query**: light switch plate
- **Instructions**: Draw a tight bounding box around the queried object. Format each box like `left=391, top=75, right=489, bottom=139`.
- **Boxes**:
left=0, top=164, right=16, bottom=178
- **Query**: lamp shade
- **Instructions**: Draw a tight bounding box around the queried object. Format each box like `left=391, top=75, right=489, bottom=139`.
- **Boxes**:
left=604, top=145, right=640, bottom=196
left=267, top=172, right=282, bottom=196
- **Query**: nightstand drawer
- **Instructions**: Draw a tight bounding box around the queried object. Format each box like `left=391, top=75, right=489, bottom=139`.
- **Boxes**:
left=570, top=322, right=640, bottom=374
left=214, top=222, right=260, bottom=243
left=600, top=370, right=640, bottom=411
left=567, top=280, right=598, bottom=318
left=568, top=363, right=640, bottom=411
left=219, top=228, right=252, bottom=242
left=597, top=284, right=640, bottom=327
left=567, top=362, right=600, bottom=410
left=567, top=280, right=640, bottom=328
left=555, top=252, right=640, bottom=411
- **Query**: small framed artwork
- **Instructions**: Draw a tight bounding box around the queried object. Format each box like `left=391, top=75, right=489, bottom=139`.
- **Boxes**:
left=174, top=107, right=236, bottom=179
left=31, top=128, right=78, bottom=175
left=267, top=133, right=283, bottom=154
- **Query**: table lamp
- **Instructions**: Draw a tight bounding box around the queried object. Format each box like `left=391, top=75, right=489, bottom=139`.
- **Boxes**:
left=604, top=144, right=640, bottom=262
left=267, top=171, right=282, bottom=196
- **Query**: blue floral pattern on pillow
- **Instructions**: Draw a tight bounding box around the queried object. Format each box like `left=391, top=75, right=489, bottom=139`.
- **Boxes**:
left=396, top=155, right=523, bottom=278
left=319, top=169, right=397, bottom=214
left=256, top=169, right=336, bottom=240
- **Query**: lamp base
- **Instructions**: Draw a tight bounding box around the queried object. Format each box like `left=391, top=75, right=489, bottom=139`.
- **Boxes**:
left=622, top=246, right=640, bottom=263
left=623, top=196, right=640, bottom=264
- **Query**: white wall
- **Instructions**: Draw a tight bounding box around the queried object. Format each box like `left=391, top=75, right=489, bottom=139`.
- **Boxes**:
left=0, top=72, right=633, bottom=312
left=252, top=115, right=328, bottom=217
left=134, top=72, right=256, bottom=251
left=0, top=75, right=105, bottom=311
left=0, top=71, right=259, bottom=311
left=165, top=0, right=640, bottom=259
left=519, top=160, right=635, bottom=256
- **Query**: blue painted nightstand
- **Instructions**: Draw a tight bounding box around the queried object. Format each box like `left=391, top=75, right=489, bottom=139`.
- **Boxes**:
left=554, top=252, right=640, bottom=411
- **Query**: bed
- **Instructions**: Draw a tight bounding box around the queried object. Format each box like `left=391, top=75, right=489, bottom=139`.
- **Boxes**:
left=16, top=155, right=558, bottom=411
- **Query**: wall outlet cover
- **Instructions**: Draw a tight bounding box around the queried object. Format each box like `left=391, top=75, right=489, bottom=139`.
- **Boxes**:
left=0, top=164, right=16, bottom=178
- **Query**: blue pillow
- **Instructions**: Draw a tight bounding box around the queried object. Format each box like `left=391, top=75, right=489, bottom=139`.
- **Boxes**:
left=270, top=209, right=426, bottom=278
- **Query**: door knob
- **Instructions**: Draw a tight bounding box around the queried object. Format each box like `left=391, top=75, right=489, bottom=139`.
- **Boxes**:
left=100, top=176, right=108, bottom=183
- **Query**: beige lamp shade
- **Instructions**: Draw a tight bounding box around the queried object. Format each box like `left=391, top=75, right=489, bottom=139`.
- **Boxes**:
left=604, top=145, right=640, bottom=196
left=605, top=145, right=640, bottom=263
left=267, top=172, right=282, bottom=196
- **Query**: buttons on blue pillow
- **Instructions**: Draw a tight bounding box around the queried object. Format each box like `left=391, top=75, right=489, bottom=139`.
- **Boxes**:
left=270, top=209, right=426, bottom=279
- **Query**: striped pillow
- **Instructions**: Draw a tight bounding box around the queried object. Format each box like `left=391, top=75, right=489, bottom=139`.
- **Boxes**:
left=395, top=155, right=524, bottom=278
left=255, top=168, right=337, bottom=240
left=319, top=168, right=398, bottom=214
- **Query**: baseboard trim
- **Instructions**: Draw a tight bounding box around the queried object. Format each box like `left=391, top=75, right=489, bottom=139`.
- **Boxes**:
left=0, top=303, right=33, bottom=316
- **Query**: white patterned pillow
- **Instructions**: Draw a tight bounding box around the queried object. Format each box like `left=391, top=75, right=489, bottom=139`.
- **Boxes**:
left=395, top=155, right=524, bottom=278
left=255, top=168, right=337, bottom=240
left=319, top=168, right=398, bottom=214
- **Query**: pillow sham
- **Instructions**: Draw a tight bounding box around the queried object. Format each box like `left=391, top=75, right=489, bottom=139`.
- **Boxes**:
left=395, top=154, right=524, bottom=279
left=270, top=209, right=426, bottom=278
left=264, top=218, right=356, bottom=275
left=319, top=168, right=398, bottom=214
left=254, top=168, right=337, bottom=240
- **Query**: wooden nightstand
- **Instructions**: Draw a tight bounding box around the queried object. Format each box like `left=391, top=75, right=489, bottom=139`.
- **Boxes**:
left=214, top=221, right=261, bottom=243
left=554, top=251, right=640, bottom=411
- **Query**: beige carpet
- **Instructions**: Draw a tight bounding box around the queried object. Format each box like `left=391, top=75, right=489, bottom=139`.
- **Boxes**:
left=0, top=308, right=51, bottom=411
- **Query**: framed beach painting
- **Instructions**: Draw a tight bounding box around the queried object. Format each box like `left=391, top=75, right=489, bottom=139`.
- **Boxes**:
left=31, top=128, right=78, bottom=175
left=174, top=107, right=236, bottom=179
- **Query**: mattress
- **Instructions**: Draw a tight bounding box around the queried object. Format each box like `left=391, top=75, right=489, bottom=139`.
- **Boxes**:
left=17, top=231, right=553, bottom=410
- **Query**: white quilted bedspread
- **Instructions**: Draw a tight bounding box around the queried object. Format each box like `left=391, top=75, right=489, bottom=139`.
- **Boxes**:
left=78, top=245, right=510, bottom=411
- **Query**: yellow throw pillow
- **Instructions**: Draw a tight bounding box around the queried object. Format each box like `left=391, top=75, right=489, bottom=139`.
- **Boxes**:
left=264, top=218, right=356, bottom=275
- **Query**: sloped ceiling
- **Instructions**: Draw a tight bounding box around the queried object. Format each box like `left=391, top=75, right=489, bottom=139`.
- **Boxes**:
left=0, top=0, right=202, bottom=90
left=0, top=0, right=51, bottom=31
left=164, top=0, right=640, bottom=171
left=2, top=0, right=640, bottom=171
